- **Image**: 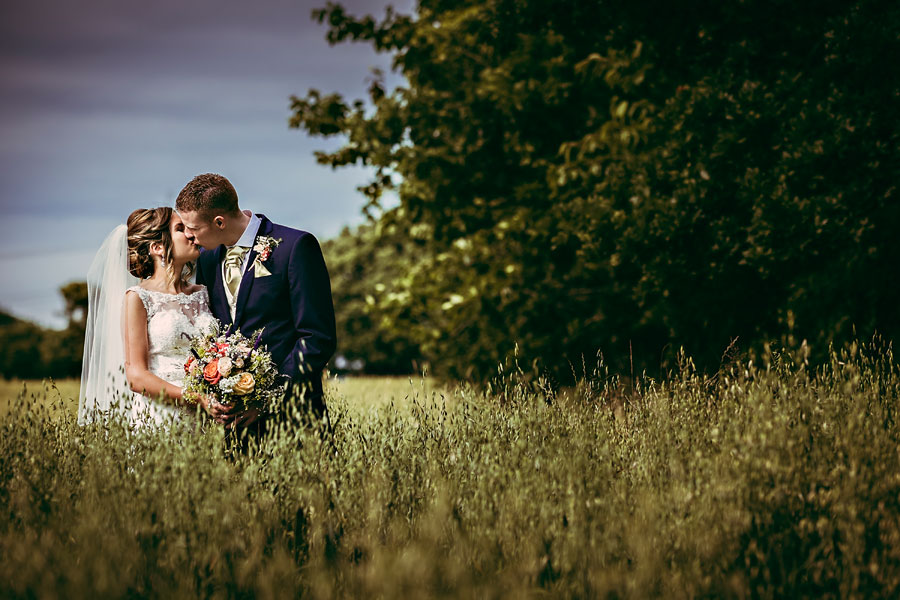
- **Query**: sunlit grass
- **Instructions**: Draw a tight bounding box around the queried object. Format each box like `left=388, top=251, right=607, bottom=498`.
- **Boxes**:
left=2, top=343, right=899, bottom=597
left=0, top=375, right=448, bottom=419
left=325, top=373, right=452, bottom=412
left=0, top=378, right=79, bottom=418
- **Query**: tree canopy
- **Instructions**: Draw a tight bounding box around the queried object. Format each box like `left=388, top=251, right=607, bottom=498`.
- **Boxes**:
left=296, top=0, right=900, bottom=382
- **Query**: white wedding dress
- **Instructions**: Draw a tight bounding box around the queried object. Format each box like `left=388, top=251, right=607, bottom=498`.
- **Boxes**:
left=78, top=224, right=218, bottom=430
left=125, top=286, right=217, bottom=429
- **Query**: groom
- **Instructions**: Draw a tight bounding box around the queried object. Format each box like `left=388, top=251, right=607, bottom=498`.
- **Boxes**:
left=176, top=173, right=336, bottom=437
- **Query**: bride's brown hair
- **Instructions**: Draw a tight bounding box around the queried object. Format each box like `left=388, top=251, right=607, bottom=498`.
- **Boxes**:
left=126, top=207, right=191, bottom=282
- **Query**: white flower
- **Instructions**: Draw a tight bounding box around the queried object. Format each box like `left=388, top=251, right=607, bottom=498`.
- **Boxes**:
left=218, top=375, right=239, bottom=394
left=217, top=356, right=233, bottom=377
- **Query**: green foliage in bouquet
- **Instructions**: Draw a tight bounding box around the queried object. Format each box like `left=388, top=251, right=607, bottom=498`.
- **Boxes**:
left=183, top=324, right=283, bottom=412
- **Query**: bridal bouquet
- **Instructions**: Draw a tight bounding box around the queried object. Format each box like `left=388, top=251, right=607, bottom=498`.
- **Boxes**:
left=183, top=325, right=283, bottom=411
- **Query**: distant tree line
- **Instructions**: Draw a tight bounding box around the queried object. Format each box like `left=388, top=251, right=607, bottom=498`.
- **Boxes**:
left=0, top=283, right=87, bottom=380
left=296, top=0, right=900, bottom=382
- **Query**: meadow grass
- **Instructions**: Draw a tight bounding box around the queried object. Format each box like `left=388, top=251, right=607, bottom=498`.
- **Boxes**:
left=0, top=378, right=80, bottom=418
left=2, top=343, right=899, bottom=598
left=0, top=375, right=445, bottom=419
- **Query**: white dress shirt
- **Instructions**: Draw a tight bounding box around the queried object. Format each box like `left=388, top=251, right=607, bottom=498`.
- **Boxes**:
left=222, top=211, right=261, bottom=319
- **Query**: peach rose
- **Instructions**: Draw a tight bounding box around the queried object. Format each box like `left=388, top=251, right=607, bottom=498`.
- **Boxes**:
left=232, top=372, right=255, bottom=395
left=203, top=359, right=222, bottom=385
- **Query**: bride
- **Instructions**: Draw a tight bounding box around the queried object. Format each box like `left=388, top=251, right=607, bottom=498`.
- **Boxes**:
left=78, top=207, right=228, bottom=429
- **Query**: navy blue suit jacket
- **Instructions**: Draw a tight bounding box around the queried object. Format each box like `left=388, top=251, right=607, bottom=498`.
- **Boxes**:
left=195, top=215, right=337, bottom=401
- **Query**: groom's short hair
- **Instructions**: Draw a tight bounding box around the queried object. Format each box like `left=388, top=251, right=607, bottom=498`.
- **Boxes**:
left=175, top=173, right=240, bottom=218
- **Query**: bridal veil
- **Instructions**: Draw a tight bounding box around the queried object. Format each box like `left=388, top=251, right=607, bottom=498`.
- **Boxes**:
left=78, top=225, right=139, bottom=424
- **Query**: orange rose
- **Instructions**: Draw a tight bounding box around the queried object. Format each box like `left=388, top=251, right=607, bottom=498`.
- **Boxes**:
left=232, top=372, right=255, bottom=395
left=203, top=359, right=222, bottom=384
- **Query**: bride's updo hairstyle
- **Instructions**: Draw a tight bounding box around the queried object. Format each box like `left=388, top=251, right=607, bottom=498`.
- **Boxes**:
left=127, top=207, right=176, bottom=280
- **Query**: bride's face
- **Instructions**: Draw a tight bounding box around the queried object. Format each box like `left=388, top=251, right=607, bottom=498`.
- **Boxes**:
left=170, top=213, right=201, bottom=262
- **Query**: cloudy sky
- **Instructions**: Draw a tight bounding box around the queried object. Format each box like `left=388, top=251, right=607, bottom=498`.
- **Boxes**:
left=0, top=0, right=413, bottom=328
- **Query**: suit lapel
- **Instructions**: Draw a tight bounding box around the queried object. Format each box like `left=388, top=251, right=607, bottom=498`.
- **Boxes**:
left=209, top=245, right=232, bottom=325
left=233, top=215, right=272, bottom=327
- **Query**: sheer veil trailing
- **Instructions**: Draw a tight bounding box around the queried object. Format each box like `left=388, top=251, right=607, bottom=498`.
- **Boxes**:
left=78, top=225, right=139, bottom=424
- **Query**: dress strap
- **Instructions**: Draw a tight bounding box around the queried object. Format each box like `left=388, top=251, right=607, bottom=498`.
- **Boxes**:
left=126, top=286, right=159, bottom=320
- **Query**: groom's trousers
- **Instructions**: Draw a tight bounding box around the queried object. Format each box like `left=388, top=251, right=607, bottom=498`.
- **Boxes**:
left=228, top=374, right=331, bottom=455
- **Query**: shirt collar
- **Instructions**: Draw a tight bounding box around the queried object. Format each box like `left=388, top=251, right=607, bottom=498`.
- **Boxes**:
left=232, top=212, right=261, bottom=248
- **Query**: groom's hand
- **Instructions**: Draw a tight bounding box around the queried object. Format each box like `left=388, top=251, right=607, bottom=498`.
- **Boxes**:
left=224, top=405, right=263, bottom=430
left=203, top=396, right=233, bottom=425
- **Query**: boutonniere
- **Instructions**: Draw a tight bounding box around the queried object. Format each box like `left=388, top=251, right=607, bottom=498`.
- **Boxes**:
left=250, top=235, right=282, bottom=278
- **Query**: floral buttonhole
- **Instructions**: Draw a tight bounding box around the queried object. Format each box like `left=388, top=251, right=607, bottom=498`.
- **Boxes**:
left=250, top=235, right=282, bottom=278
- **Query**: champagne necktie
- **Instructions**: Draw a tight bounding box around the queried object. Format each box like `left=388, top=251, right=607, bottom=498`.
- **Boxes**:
left=224, top=246, right=248, bottom=298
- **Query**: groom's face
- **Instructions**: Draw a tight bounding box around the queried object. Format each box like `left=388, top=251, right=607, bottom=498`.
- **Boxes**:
left=179, top=210, right=225, bottom=250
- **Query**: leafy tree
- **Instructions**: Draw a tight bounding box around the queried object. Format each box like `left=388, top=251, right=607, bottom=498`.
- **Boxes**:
left=50, top=281, right=89, bottom=377
left=322, top=223, right=422, bottom=374
left=59, top=281, right=88, bottom=331
left=293, top=0, right=900, bottom=381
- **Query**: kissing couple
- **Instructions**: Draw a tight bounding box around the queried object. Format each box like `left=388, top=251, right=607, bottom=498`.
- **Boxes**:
left=78, top=173, right=337, bottom=442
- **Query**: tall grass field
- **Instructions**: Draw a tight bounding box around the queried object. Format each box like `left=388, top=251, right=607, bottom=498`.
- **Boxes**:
left=2, top=344, right=899, bottom=597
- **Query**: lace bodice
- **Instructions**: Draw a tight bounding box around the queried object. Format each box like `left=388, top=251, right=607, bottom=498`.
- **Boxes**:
left=126, top=285, right=218, bottom=427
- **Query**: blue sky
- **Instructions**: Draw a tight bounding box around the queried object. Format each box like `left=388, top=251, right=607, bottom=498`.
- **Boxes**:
left=0, top=0, right=413, bottom=328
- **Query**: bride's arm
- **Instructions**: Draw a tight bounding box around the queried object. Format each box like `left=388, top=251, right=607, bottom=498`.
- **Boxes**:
left=122, top=291, right=228, bottom=422
left=123, top=290, right=189, bottom=406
